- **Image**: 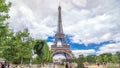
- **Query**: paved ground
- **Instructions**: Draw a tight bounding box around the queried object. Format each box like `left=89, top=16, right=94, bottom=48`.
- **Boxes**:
left=27, top=64, right=58, bottom=68
left=88, top=65, right=103, bottom=68
left=49, top=64, right=102, bottom=68
left=13, top=64, right=107, bottom=68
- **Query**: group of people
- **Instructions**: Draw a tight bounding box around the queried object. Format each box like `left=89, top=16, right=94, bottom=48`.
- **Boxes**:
left=65, top=62, right=72, bottom=68
left=96, top=62, right=107, bottom=68
left=0, top=62, right=11, bottom=68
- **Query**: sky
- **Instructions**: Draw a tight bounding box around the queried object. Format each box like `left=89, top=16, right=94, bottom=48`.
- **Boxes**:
left=6, top=0, right=120, bottom=58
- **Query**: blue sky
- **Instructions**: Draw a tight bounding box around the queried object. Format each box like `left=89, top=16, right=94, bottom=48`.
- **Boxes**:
left=7, top=0, right=120, bottom=57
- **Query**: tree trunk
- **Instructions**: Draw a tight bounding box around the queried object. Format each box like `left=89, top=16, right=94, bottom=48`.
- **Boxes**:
left=20, top=57, right=23, bottom=68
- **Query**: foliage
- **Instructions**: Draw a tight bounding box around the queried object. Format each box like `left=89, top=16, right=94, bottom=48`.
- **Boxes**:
left=112, top=54, right=119, bottom=63
left=0, top=0, right=11, bottom=57
left=116, top=51, right=120, bottom=68
left=33, top=40, right=52, bottom=64
left=116, top=51, right=120, bottom=63
left=71, top=58, right=78, bottom=62
left=0, top=0, right=11, bottom=22
left=2, top=29, right=35, bottom=64
left=76, top=55, right=85, bottom=68
left=86, top=55, right=96, bottom=63
left=97, top=53, right=112, bottom=62
left=75, top=53, right=120, bottom=68
left=0, top=0, right=35, bottom=64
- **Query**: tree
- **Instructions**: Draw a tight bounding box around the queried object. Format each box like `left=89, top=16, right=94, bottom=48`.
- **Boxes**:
left=99, top=53, right=112, bottom=62
left=33, top=40, right=52, bottom=64
left=116, top=51, right=120, bottom=68
left=0, top=0, right=11, bottom=57
left=0, top=0, right=11, bottom=22
left=96, top=56, right=103, bottom=62
left=76, top=55, right=85, bottom=68
left=14, top=29, right=34, bottom=64
left=112, top=54, right=118, bottom=63
left=2, top=31, right=16, bottom=62
left=2, top=28, right=35, bottom=65
left=87, top=55, right=96, bottom=63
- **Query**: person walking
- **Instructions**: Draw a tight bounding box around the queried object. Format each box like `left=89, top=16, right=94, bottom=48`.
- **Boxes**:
left=0, top=63, right=2, bottom=68
left=102, top=62, right=107, bottom=68
left=96, top=62, right=100, bottom=67
left=1, top=62, right=6, bottom=68
left=65, top=62, right=69, bottom=68
left=69, top=62, right=72, bottom=68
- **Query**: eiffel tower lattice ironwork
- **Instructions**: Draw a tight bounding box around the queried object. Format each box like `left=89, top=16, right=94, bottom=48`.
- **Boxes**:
left=51, top=5, right=74, bottom=59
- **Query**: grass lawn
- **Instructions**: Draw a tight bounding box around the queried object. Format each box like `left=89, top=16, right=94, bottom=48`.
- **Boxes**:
left=57, top=63, right=119, bottom=68
left=107, top=63, right=119, bottom=68
left=57, top=65, right=65, bottom=68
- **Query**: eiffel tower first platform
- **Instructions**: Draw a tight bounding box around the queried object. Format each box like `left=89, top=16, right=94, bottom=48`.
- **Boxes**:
left=51, top=5, right=74, bottom=59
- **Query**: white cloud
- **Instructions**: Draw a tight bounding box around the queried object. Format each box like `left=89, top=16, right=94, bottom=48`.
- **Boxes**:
left=7, top=0, right=120, bottom=44
left=53, top=54, right=65, bottom=59
left=96, top=42, right=120, bottom=55
left=47, top=42, right=53, bottom=49
left=72, top=0, right=87, bottom=7
left=72, top=49, right=95, bottom=57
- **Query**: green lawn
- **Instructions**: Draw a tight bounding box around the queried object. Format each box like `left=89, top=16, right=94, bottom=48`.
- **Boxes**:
left=107, top=63, right=119, bottom=68
left=57, top=65, right=65, bottom=68
left=57, top=63, right=119, bottom=68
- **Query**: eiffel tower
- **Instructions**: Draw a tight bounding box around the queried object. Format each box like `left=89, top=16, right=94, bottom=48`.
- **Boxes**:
left=51, top=5, right=74, bottom=59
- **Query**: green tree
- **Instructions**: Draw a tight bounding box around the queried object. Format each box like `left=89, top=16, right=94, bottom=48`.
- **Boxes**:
left=96, top=56, right=103, bottom=62
left=112, top=54, right=118, bottom=63
left=116, top=51, right=120, bottom=68
left=76, top=55, right=85, bottom=68
left=0, top=0, right=11, bottom=57
left=33, top=40, right=52, bottom=64
left=2, top=29, right=35, bottom=64
left=100, top=53, right=112, bottom=62
left=15, top=29, right=34, bottom=64
left=2, top=31, right=16, bottom=62
left=0, top=0, right=11, bottom=22
left=87, top=55, right=96, bottom=63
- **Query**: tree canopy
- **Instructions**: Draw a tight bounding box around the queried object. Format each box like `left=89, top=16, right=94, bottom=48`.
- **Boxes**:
left=0, top=0, right=11, bottom=57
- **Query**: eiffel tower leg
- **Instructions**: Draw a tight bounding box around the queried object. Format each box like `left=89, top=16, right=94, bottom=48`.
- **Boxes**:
left=64, top=53, right=70, bottom=60
left=64, top=53, right=67, bottom=59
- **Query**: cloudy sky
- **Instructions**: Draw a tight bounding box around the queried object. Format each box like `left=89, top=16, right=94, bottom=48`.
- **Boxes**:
left=7, top=0, right=120, bottom=58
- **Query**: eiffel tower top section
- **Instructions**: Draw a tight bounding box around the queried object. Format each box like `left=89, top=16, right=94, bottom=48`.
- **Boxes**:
left=57, top=5, right=63, bottom=34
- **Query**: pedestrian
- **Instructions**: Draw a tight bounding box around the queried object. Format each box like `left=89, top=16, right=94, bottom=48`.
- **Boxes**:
left=0, top=63, right=2, bottom=68
left=84, top=61, right=89, bottom=68
left=69, top=62, right=72, bottom=68
left=7, top=63, right=12, bottom=68
left=1, top=63, right=5, bottom=68
left=102, top=62, right=106, bottom=68
left=104, top=62, right=107, bottom=68
left=96, top=62, right=100, bottom=67
left=65, top=62, right=69, bottom=68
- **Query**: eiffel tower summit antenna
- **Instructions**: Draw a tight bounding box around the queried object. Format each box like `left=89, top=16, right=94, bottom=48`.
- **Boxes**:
left=59, top=0, right=60, bottom=6
left=57, top=0, right=63, bottom=34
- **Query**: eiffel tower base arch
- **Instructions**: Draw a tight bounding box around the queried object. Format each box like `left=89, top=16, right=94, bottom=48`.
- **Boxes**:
left=51, top=46, right=74, bottom=59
